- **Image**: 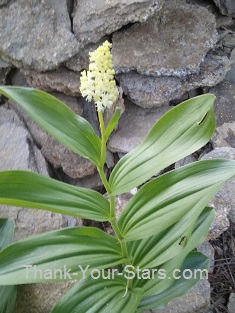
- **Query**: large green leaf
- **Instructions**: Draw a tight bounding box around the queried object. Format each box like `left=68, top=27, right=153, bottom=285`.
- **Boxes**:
left=109, top=94, right=216, bottom=195
left=0, top=227, right=124, bottom=285
left=0, top=170, right=110, bottom=221
left=118, top=159, right=235, bottom=241
left=0, top=219, right=14, bottom=250
left=137, top=251, right=209, bottom=312
left=0, top=86, right=101, bottom=166
left=0, top=219, right=17, bottom=313
left=51, top=274, right=142, bottom=313
left=0, top=285, right=17, bottom=313
left=127, top=205, right=213, bottom=269
left=135, top=206, right=214, bottom=296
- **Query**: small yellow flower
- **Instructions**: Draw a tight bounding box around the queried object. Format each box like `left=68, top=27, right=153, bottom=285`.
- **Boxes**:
left=80, top=41, right=118, bottom=112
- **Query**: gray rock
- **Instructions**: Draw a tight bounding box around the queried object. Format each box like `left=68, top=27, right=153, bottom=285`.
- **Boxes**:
left=197, top=242, right=215, bottom=273
left=145, top=279, right=210, bottom=313
left=0, top=67, right=10, bottom=85
left=117, top=52, right=230, bottom=108
left=213, top=0, right=235, bottom=17
left=228, top=293, right=235, bottom=313
left=112, top=0, right=218, bottom=77
left=0, top=106, right=48, bottom=175
left=9, top=93, right=96, bottom=180
left=113, top=1, right=230, bottom=108
left=0, top=0, right=79, bottom=71
left=108, top=98, right=169, bottom=153
left=22, top=68, right=81, bottom=97
left=73, top=0, right=164, bottom=46
left=0, top=106, right=68, bottom=240
left=46, top=0, right=71, bottom=31
left=0, top=57, right=12, bottom=85
left=116, top=72, right=184, bottom=108
left=225, top=48, right=235, bottom=83
left=65, top=37, right=109, bottom=72
left=210, top=81, right=235, bottom=148
left=200, top=148, right=235, bottom=236
left=0, top=0, right=9, bottom=6
left=175, top=155, right=197, bottom=169
left=15, top=281, right=77, bottom=313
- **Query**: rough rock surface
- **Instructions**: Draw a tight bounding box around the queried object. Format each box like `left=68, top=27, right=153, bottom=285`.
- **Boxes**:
left=116, top=53, right=230, bottom=107
left=73, top=0, right=164, bottom=46
left=0, top=106, right=69, bottom=239
left=213, top=0, right=235, bottom=17
left=9, top=93, right=96, bottom=180
left=0, top=0, right=9, bottom=5
left=201, top=148, right=235, bottom=236
left=65, top=37, right=109, bottom=72
left=22, top=68, right=81, bottom=96
left=210, top=80, right=235, bottom=148
left=0, top=0, right=79, bottom=71
left=228, top=293, right=235, bottom=313
left=15, top=282, right=77, bottom=313
left=112, top=0, right=218, bottom=76
left=112, top=0, right=229, bottom=108
left=108, top=98, right=169, bottom=153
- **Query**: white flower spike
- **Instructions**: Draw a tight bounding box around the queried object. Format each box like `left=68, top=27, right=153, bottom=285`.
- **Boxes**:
left=80, top=41, right=118, bottom=112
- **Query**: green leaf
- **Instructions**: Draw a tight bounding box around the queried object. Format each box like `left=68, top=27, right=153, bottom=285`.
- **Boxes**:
left=137, top=251, right=209, bottom=312
left=135, top=206, right=214, bottom=296
left=51, top=275, right=142, bottom=313
left=127, top=206, right=213, bottom=269
left=104, top=107, right=122, bottom=141
left=0, top=219, right=17, bottom=313
left=109, top=94, right=216, bottom=195
left=0, top=86, right=101, bottom=166
left=0, top=219, right=14, bottom=250
left=0, top=227, right=124, bottom=285
left=0, top=170, right=110, bottom=221
left=118, top=159, right=235, bottom=241
left=0, top=285, right=17, bottom=313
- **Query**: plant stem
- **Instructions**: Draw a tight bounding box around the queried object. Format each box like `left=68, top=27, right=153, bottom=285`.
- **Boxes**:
left=97, top=109, right=131, bottom=273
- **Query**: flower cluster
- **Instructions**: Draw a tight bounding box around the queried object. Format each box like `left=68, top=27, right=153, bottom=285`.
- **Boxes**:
left=80, top=41, right=118, bottom=112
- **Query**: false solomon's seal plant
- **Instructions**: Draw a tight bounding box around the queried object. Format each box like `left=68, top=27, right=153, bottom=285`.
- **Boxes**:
left=0, top=41, right=235, bottom=313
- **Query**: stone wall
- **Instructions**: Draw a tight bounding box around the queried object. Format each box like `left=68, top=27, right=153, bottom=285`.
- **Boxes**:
left=0, top=0, right=235, bottom=312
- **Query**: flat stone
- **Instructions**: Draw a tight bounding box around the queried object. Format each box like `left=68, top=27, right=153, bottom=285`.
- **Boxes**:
left=213, top=0, right=235, bottom=17
left=0, top=106, right=69, bottom=241
left=116, top=72, right=184, bottom=108
left=107, top=98, right=169, bottom=153
left=15, top=282, right=77, bottom=313
left=225, top=48, right=235, bottom=83
left=0, top=57, right=12, bottom=85
left=0, top=0, right=79, bottom=71
left=210, top=81, right=235, bottom=148
left=112, top=0, right=217, bottom=77
left=116, top=52, right=230, bottom=108
left=0, top=0, right=9, bottom=5
left=22, top=67, right=81, bottom=96
left=228, top=293, right=235, bottom=313
left=197, top=241, right=215, bottom=273
left=73, top=0, right=164, bottom=46
left=200, top=148, right=235, bottom=236
left=65, top=37, right=109, bottom=72
left=9, top=93, right=96, bottom=180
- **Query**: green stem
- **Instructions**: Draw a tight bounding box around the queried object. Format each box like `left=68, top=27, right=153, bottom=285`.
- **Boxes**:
left=97, top=109, right=132, bottom=283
